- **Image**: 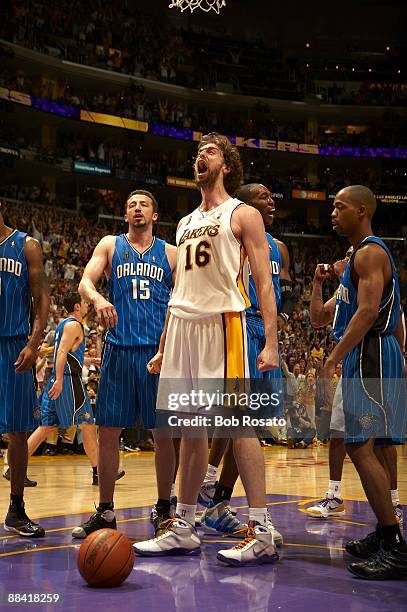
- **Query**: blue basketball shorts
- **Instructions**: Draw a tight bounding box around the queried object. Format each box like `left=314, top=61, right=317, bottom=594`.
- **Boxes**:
left=41, top=374, right=94, bottom=429
left=342, top=333, right=406, bottom=445
left=246, top=315, right=284, bottom=418
left=0, top=336, right=39, bottom=434
left=96, top=343, right=158, bottom=429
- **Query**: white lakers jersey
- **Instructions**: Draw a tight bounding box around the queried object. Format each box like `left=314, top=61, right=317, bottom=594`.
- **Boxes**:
left=169, top=198, right=250, bottom=319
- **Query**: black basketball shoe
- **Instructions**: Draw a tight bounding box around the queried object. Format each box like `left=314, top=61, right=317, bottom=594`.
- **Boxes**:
left=71, top=508, right=117, bottom=539
left=348, top=540, right=407, bottom=580
left=345, top=530, right=381, bottom=559
left=3, top=468, right=37, bottom=487
left=4, top=504, right=45, bottom=537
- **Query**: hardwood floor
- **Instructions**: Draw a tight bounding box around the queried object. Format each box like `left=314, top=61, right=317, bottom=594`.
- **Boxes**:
left=1, top=444, right=405, bottom=519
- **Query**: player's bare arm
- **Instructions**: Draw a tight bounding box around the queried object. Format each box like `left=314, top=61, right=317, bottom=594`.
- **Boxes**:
left=310, top=264, right=336, bottom=328
left=276, top=238, right=295, bottom=326
left=165, top=243, right=177, bottom=285
left=147, top=243, right=177, bottom=375
left=48, top=321, right=83, bottom=400
left=322, top=244, right=389, bottom=377
left=15, top=237, right=50, bottom=372
left=233, top=205, right=278, bottom=371
left=79, top=235, right=117, bottom=328
left=276, top=239, right=291, bottom=282
left=394, top=311, right=405, bottom=356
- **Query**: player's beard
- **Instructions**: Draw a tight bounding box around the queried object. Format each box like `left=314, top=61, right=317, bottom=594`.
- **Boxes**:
left=132, top=219, right=147, bottom=229
left=195, top=164, right=223, bottom=190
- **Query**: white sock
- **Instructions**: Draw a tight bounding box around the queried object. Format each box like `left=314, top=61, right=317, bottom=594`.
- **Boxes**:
left=176, top=503, right=196, bottom=525
left=204, top=464, right=217, bottom=483
left=249, top=507, right=268, bottom=527
left=391, top=489, right=400, bottom=506
left=328, top=480, right=342, bottom=499
left=170, top=483, right=176, bottom=498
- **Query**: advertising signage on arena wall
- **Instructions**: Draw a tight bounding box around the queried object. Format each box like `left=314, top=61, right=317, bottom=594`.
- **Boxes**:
left=292, top=190, right=327, bottom=201
left=73, top=161, right=111, bottom=176
left=167, top=176, right=196, bottom=189
left=80, top=110, right=148, bottom=133
left=328, top=193, right=407, bottom=204
left=0, top=146, right=20, bottom=157
left=2, top=86, right=407, bottom=160
left=375, top=194, right=407, bottom=204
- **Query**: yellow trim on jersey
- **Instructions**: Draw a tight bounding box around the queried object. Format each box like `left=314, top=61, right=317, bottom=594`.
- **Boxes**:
left=222, top=312, right=247, bottom=381
left=236, top=247, right=250, bottom=309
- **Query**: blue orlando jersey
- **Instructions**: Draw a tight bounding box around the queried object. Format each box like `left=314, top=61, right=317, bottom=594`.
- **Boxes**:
left=106, top=235, right=172, bottom=347
left=333, top=236, right=401, bottom=342
left=247, top=233, right=281, bottom=316
left=0, top=230, right=31, bottom=337
left=53, top=317, right=85, bottom=376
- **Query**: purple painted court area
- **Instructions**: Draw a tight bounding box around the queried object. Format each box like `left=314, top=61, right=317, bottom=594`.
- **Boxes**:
left=0, top=495, right=405, bottom=612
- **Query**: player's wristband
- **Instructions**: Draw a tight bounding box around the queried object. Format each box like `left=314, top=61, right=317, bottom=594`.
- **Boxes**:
left=279, top=280, right=295, bottom=320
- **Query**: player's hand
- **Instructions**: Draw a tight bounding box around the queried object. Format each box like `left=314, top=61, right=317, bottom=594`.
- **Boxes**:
left=318, top=358, right=336, bottom=406
left=147, top=351, right=163, bottom=375
left=333, top=258, right=348, bottom=279
left=48, top=378, right=63, bottom=400
left=93, top=297, right=118, bottom=328
left=14, top=345, right=37, bottom=372
left=320, top=358, right=335, bottom=381
left=314, top=264, right=331, bottom=283
left=257, top=345, right=279, bottom=372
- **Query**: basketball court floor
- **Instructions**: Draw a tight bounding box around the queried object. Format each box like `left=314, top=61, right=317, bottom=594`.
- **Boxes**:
left=1, top=445, right=406, bottom=610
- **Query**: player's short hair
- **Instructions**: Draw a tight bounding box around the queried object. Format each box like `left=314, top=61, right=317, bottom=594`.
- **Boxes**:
left=63, top=292, right=82, bottom=314
left=126, top=190, right=158, bottom=212
left=236, top=183, right=262, bottom=204
left=341, top=185, right=377, bottom=218
left=197, top=133, right=243, bottom=196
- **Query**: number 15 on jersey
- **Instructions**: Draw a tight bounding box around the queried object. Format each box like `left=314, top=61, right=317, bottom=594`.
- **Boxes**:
left=132, top=279, right=150, bottom=300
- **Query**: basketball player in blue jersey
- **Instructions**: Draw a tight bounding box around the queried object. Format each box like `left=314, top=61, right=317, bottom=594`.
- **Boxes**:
left=0, top=201, right=50, bottom=537
left=198, top=183, right=294, bottom=545
left=72, top=190, right=176, bottom=538
left=305, top=249, right=404, bottom=525
left=320, top=185, right=407, bottom=579
left=134, top=133, right=279, bottom=566
left=24, top=292, right=100, bottom=483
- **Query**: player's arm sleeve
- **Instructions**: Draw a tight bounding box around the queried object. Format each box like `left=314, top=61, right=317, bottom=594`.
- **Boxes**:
left=279, top=279, right=295, bottom=322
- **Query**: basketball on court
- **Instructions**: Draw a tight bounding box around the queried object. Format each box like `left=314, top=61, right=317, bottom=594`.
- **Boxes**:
left=77, top=529, right=135, bottom=588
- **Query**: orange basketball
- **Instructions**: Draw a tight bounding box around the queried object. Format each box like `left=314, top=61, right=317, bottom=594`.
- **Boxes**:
left=77, top=529, right=135, bottom=588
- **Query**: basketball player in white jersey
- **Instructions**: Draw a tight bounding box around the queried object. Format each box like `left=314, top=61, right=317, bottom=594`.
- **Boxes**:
left=134, top=133, right=279, bottom=567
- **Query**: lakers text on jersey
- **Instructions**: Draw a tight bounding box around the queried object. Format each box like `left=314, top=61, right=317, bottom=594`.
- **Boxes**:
left=169, top=198, right=249, bottom=319
left=157, top=199, right=250, bottom=418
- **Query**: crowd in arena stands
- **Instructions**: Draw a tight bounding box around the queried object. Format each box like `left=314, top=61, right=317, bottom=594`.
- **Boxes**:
left=2, top=113, right=407, bottom=221
left=1, top=64, right=407, bottom=149
left=1, top=3, right=406, bottom=108
left=323, top=81, right=407, bottom=107
left=1, top=195, right=405, bottom=448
